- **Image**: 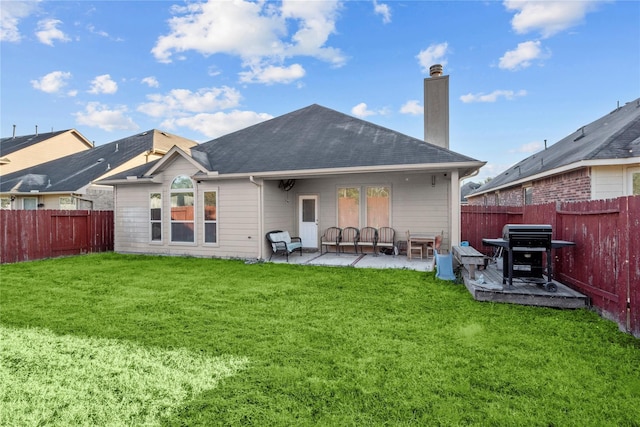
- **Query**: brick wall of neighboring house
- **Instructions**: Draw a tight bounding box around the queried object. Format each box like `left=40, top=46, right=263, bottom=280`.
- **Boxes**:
left=467, top=168, right=592, bottom=206
left=534, top=168, right=591, bottom=203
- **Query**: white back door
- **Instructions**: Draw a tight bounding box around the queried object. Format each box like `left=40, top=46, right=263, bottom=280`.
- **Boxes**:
left=299, top=195, right=318, bottom=248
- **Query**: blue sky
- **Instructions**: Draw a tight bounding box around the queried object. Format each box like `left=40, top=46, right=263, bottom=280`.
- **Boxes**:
left=1, top=0, right=639, bottom=182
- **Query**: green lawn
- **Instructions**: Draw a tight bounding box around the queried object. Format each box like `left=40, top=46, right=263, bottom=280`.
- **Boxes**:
left=1, top=253, right=639, bottom=426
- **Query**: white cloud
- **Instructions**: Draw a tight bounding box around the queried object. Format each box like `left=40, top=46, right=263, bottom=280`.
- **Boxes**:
left=161, top=110, right=273, bottom=139
left=416, top=42, right=449, bottom=73
left=512, top=141, right=543, bottom=153
left=31, top=71, right=73, bottom=94
left=88, top=74, right=118, bottom=94
left=400, top=100, right=423, bottom=115
left=459, top=89, right=527, bottom=103
left=238, top=63, right=305, bottom=84
left=151, top=0, right=345, bottom=84
left=504, top=0, right=604, bottom=38
left=141, top=76, right=159, bottom=88
left=87, top=24, right=109, bottom=38
left=499, top=40, right=547, bottom=70
left=0, top=1, right=38, bottom=42
left=137, top=86, right=242, bottom=118
left=351, top=102, right=387, bottom=118
left=35, top=18, right=70, bottom=46
left=73, top=102, right=139, bottom=132
left=373, top=0, right=391, bottom=24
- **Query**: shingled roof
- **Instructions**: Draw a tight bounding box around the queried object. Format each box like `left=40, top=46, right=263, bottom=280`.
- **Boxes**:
left=193, top=104, right=480, bottom=175
left=100, top=104, right=484, bottom=184
left=1, top=130, right=195, bottom=194
left=471, top=98, right=640, bottom=196
left=0, top=129, right=92, bottom=157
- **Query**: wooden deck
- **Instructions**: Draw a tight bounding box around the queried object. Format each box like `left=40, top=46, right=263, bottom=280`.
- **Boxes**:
left=460, top=262, right=589, bottom=309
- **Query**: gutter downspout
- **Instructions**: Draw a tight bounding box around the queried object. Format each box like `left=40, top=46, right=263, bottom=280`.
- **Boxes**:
left=249, top=176, right=263, bottom=260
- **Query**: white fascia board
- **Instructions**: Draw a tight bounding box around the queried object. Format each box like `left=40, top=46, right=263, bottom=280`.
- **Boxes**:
left=95, top=176, right=157, bottom=185
left=144, top=145, right=211, bottom=177
left=194, top=161, right=485, bottom=181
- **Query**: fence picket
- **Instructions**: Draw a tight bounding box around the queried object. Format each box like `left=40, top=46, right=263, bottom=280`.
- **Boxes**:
left=462, top=195, right=638, bottom=338
left=0, top=210, right=113, bottom=264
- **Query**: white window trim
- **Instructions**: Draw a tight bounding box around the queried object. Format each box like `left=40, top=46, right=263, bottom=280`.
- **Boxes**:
left=627, top=166, right=640, bottom=196
left=149, top=191, right=162, bottom=244
left=1, top=197, right=11, bottom=210
left=202, top=189, right=219, bottom=246
left=170, top=176, right=196, bottom=244
left=23, top=197, right=38, bottom=210
left=364, top=185, right=391, bottom=228
left=337, top=186, right=361, bottom=228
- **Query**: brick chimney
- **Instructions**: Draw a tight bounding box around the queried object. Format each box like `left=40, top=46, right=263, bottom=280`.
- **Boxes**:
left=423, top=64, right=449, bottom=149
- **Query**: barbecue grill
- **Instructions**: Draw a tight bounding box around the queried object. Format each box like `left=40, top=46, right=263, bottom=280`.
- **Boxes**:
left=482, top=224, right=575, bottom=292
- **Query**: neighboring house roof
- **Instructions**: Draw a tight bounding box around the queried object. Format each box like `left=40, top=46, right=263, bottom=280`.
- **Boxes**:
left=0, top=130, right=196, bottom=194
left=102, top=104, right=484, bottom=183
left=471, top=98, right=640, bottom=197
left=0, top=129, right=92, bottom=157
left=461, top=181, right=482, bottom=202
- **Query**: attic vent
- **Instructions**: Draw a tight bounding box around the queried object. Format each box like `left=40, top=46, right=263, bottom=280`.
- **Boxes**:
left=573, top=127, right=585, bottom=142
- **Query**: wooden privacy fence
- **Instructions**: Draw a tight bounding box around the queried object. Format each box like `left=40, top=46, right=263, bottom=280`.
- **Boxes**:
left=0, top=210, right=114, bottom=264
left=462, top=196, right=640, bottom=338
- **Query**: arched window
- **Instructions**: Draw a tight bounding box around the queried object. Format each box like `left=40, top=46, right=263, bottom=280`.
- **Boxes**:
left=170, top=175, right=194, bottom=242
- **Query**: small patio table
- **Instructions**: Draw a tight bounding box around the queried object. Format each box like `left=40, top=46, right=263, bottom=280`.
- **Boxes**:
left=407, top=232, right=436, bottom=259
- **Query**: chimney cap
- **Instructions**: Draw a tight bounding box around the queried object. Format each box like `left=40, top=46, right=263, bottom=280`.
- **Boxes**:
left=429, top=64, right=443, bottom=77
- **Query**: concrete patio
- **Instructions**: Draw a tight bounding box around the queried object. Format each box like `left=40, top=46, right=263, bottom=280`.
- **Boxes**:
left=267, top=250, right=435, bottom=272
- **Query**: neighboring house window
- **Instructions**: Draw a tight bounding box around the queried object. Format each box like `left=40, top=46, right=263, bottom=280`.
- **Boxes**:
left=1, top=198, right=10, bottom=210
left=523, top=186, right=533, bottom=205
left=366, top=186, right=390, bottom=228
left=150, top=193, right=162, bottom=242
left=23, top=197, right=37, bottom=210
left=170, top=176, right=195, bottom=242
left=59, top=196, right=76, bottom=210
left=338, top=187, right=360, bottom=228
left=629, top=168, right=640, bottom=196
left=204, top=191, right=217, bottom=244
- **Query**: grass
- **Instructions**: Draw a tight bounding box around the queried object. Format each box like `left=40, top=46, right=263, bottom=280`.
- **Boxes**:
left=1, top=253, right=639, bottom=426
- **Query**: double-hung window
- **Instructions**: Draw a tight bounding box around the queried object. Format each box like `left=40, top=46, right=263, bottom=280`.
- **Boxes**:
left=366, top=186, right=390, bottom=228
left=338, top=187, right=360, bottom=228
left=23, top=197, right=37, bottom=210
left=204, top=191, right=217, bottom=244
left=150, top=193, right=162, bottom=242
left=338, top=186, right=391, bottom=228
left=170, top=176, right=195, bottom=242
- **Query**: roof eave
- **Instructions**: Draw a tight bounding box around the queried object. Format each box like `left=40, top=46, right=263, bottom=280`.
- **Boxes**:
left=194, top=161, right=486, bottom=181
left=469, top=156, right=640, bottom=197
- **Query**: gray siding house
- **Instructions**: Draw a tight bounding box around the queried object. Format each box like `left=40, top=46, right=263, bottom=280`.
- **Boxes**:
left=100, top=103, right=484, bottom=261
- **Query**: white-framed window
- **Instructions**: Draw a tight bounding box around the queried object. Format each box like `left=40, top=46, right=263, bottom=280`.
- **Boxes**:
left=628, top=167, right=640, bottom=196
left=337, top=185, right=391, bottom=228
left=366, top=186, right=390, bottom=228
left=150, top=192, right=162, bottom=242
left=203, top=190, right=217, bottom=244
left=338, top=187, right=360, bottom=228
left=23, top=197, right=38, bottom=210
left=59, top=196, right=76, bottom=210
left=523, top=186, right=533, bottom=205
left=1, top=198, right=11, bottom=210
left=170, top=176, right=195, bottom=243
